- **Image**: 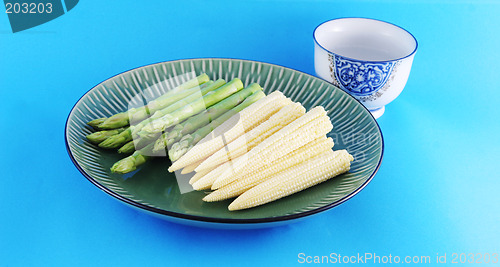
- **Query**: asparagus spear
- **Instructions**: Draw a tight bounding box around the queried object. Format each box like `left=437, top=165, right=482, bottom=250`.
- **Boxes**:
left=110, top=143, right=159, bottom=174
left=153, top=132, right=181, bottom=154
left=118, top=140, right=135, bottom=154
left=152, top=83, right=264, bottom=154
left=111, top=149, right=150, bottom=174
left=87, top=117, right=107, bottom=129
left=99, top=128, right=132, bottom=149
left=130, top=79, right=225, bottom=137
left=98, top=74, right=209, bottom=129
left=86, top=128, right=126, bottom=144
left=168, top=90, right=266, bottom=161
left=130, top=131, right=161, bottom=150
left=140, top=78, right=244, bottom=135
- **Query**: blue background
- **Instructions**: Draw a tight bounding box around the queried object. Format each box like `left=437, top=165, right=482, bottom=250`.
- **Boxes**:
left=1, top=0, right=499, bottom=266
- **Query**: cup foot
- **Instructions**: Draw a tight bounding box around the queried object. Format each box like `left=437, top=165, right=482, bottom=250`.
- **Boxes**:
left=369, top=106, right=385, bottom=119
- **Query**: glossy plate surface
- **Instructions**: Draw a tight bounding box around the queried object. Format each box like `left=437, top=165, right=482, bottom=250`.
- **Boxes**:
left=65, top=58, right=383, bottom=227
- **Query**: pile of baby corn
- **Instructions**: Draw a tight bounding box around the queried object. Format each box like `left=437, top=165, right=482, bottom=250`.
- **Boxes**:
left=169, top=91, right=354, bottom=211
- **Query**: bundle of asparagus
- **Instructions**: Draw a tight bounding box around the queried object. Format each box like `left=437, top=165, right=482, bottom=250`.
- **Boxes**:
left=85, top=73, right=266, bottom=174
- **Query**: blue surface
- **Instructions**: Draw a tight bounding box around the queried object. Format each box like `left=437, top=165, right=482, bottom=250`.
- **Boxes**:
left=1, top=1, right=499, bottom=266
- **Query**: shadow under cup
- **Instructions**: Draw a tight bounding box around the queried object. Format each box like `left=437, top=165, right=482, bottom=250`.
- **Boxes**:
left=314, top=18, right=417, bottom=119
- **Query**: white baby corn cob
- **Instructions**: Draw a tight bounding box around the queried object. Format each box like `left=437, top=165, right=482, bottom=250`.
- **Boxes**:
left=180, top=160, right=203, bottom=174
left=191, top=155, right=243, bottom=190
left=228, top=149, right=354, bottom=211
left=203, top=136, right=334, bottom=202
left=188, top=159, right=227, bottom=185
left=168, top=91, right=290, bottom=172
left=211, top=106, right=332, bottom=190
left=195, top=102, right=306, bottom=172
left=188, top=167, right=213, bottom=185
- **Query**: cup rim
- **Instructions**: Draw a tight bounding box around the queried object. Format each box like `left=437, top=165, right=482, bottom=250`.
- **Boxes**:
left=313, top=17, right=418, bottom=63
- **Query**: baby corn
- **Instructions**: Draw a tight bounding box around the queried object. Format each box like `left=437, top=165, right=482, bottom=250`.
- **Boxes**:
left=180, top=160, right=203, bottom=174
left=168, top=91, right=290, bottom=172
left=211, top=106, right=333, bottom=190
left=228, top=149, right=354, bottom=211
left=195, top=102, right=306, bottom=172
left=189, top=167, right=215, bottom=185
left=203, top=136, right=334, bottom=202
left=191, top=155, right=243, bottom=190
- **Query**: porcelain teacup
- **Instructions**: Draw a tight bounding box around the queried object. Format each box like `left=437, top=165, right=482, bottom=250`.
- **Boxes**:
left=314, top=18, right=417, bottom=118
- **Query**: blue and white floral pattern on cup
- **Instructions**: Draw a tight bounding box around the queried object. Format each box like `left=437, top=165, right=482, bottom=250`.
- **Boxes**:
left=314, top=18, right=417, bottom=119
left=332, top=54, right=395, bottom=96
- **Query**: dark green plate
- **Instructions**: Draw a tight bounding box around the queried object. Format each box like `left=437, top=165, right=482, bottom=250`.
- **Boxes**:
left=65, top=58, right=383, bottom=228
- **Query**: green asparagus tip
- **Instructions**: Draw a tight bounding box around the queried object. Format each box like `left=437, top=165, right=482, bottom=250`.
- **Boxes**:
left=87, top=118, right=107, bottom=129
left=86, top=132, right=106, bottom=144
left=152, top=138, right=166, bottom=154
left=111, top=157, right=137, bottom=174
left=168, top=138, right=191, bottom=161
left=99, top=113, right=129, bottom=129
left=99, top=135, right=125, bottom=149
left=118, top=141, right=136, bottom=154
left=142, top=118, right=168, bottom=134
left=166, top=136, right=178, bottom=147
left=136, top=130, right=159, bottom=141
left=86, top=128, right=126, bottom=144
left=132, top=133, right=159, bottom=149
left=167, top=130, right=180, bottom=140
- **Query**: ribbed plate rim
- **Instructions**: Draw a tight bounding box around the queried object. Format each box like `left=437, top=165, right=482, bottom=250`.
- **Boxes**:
left=64, top=57, right=384, bottom=224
